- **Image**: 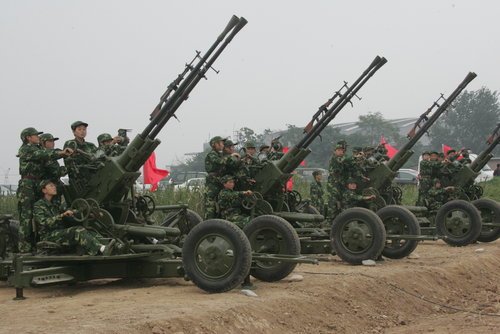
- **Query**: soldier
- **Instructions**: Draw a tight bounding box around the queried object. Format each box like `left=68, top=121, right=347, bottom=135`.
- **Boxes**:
left=241, top=141, right=260, bottom=178
left=33, top=180, right=115, bottom=255
left=327, top=144, right=348, bottom=219
left=63, top=121, right=98, bottom=188
left=460, top=151, right=472, bottom=165
left=204, top=136, right=227, bottom=219
left=309, top=170, right=325, bottom=212
left=96, top=133, right=125, bottom=157
left=217, top=175, right=253, bottom=229
left=17, top=127, right=73, bottom=252
left=258, top=144, right=271, bottom=161
left=417, top=151, right=431, bottom=206
left=342, top=178, right=376, bottom=209
left=424, top=179, right=455, bottom=211
left=40, top=133, right=67, bottom=199
left=267, top=137, right=284, bottom=161
left=337, top=139, right=348, bottom=152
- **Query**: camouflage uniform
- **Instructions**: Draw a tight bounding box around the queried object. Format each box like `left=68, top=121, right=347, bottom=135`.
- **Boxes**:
left=63, top=138, right=97, bottom=189
left=96, top=133, right=126, bottom=157
left=204, top=137, right=226, bottom=219
left=17, top=134, right=65, bottom=252
left=424, top=180, right=450, bottom=211
left=327, top=147, right=347, bottom=219
left=33, top=198, right=103, bottom=255
left=309, top=179, right=324, bottom=211
left=343, top=189, right=370, bottom=209
left=40, top=134, right=67, bottom=199
left=217, top=188, right=250, bottom=229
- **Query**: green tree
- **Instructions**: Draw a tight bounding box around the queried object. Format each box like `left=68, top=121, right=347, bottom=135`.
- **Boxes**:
left=430, top=87, right=500, bottom=154
left=356, top=112, right=403, bottom=146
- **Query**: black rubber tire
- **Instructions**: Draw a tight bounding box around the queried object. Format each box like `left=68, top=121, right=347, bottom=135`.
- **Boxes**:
left=377, top=205, right=421, bottom=259
left=473, top=198, right=500, bottom=243
left=243, top=215, right=300, bottom=282
left=182, top=219, right=252, bottom=293
left=330, top=207, right=386, bottom=264
left=436, top=200, right=482, bottom=246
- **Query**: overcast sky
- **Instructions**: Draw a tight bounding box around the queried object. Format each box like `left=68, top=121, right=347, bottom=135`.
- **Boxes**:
left=1, top=0, right=499, bottom=184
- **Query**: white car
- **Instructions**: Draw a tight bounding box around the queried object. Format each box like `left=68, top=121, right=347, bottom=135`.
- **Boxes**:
left=174, top=178, right=205, bottom=191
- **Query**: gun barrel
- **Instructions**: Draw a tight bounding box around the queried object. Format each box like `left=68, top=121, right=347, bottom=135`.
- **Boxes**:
left=141, top=15, right=246, bottom=141
left=470, top=128, right=500, bottom=172
left=386, top=72, right=477, bottom=171
left=298, top=56, right=387, bottom=149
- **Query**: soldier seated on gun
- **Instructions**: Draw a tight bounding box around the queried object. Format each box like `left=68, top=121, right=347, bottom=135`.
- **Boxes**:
left=34, top=180, right=116, bottom=255
left=40, top=133, right=67, bottom=197
left=342, top=178, right=376, bottom=209
left=424, top=179, right=456, bottom=211
left=217, top=175, right=253, bottom=229
left=96, top=133, right=125, bottom=157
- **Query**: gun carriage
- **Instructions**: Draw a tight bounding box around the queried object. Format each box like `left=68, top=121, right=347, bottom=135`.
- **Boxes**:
left=0, top=16, right=317, bottom=299
left=228, top=56, right=389, bottom=265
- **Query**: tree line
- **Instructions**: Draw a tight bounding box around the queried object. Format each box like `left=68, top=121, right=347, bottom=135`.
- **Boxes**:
left=172, top=87, right=500, bottom=173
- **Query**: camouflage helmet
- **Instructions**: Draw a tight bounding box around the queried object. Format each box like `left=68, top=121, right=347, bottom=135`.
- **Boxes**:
left=245, top=141, right=256, bottom=149
left=97, top=133, right=113, bottom=143
left=259, top=144, right=270, bottom=151
left=40, top=133, right=59, bottom=143
left=337, top=139, right=347, bottom=146
left=220, top=175, right=234, bottom=184
left=20, top=127, right=43, bottom=142
left=224, top=139, right=238, bottom=147
left=209, top=136, right=226, bottom=146
left=347, top=178, right=357, bottom=184
left=38, top=179, right=54, bottom=192
left=71, top=121, right=88, bottom=130
left=352, top=146, right=363, bottom=153
left=334, top=144, right=344, bottom=151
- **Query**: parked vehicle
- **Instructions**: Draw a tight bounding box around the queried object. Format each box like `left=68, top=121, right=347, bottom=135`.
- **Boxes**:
left=174, top=177, right=205, bottom=191
left=394, top=169, right=418, bottom=185
left=159, top=171, right=207, bottom=189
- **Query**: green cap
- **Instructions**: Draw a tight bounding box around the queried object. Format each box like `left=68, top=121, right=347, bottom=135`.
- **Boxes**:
left=312, top=170, right=323, bottom=177
left=220, top=175, right=234, bottom=184
left=209, top=136, right=226, bottom=146
left=71, top=121, right=88, bottom=130
left=38, top=179, right=54, bottom=192
left=259, top=144, right=270, bottom=151
left=20, top=127, right=43, bottom=141
left=337, top=139, right=347, bottom=146
left=446, top=149, right=456, bottom=155
left=245, top=141, right=256, bottom=149
left=347, top=178, right=357, bottom=184
left=432, top=178, right=441, bottom=185
left=438, top=152, right=445, bottom=158
left=363, top=146, right=373, bottom=152
left=422, top=151, right=430, bottom=155
left=224, top=139, right=238, bottom=147
left=334, top=144, right=344, bottom=150
left=97, top=133, right=113, bottom=143
left=40, top=133, right=59, bottom=142
left=430, top=151, right=439, bottom=155
left=352, top=146, right=363, bottom=153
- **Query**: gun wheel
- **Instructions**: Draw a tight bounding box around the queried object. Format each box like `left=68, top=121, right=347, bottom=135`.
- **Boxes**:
left=330, top=207, right=386, bottom=264
left=243, top=215, right=300, bottom=282
left=377, top=205, right=420, bottom=259
left=70, top=198, right=91, bottom=223
left=182, top=219, right=252, bottom=293
left=473, top=198, right=500, bottom=242
left=436, top=200, right=482, bottom=246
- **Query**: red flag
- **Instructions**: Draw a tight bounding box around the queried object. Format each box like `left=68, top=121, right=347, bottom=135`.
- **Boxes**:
left=282, top=147, right=306, bottom=166
left=143, top=152, right=169, bottom=192
left=442, top=144, right=453, bottom=156
left=380, top=138, right=398, bottom=159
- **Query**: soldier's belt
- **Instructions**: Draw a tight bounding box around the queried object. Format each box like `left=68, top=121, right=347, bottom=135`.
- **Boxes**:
left=21, top=175, right=39, bottom=180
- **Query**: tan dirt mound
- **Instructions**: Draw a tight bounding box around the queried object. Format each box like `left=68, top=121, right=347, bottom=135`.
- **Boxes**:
left=1, top=240, right=499, bottom=333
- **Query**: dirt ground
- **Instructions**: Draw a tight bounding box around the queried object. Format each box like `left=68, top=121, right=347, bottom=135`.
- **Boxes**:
left=1, top=240, right=499, bottom=334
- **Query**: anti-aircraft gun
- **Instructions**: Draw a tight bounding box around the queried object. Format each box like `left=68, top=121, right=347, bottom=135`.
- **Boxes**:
left=352, top=72, right=483, bottom=255
left=235, top=56, right=390, bottom=265
left=0, top=15, right=272, bottom=298
left=446, top=124, right=500, bottom=242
